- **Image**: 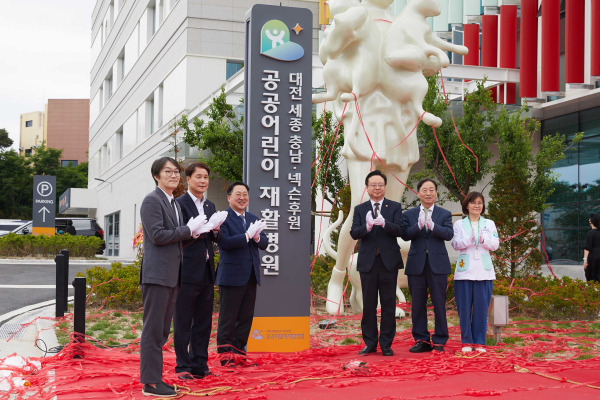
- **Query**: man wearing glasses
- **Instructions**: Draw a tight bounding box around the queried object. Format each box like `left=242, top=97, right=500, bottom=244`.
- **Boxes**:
left=215, top=181, right=268, bottom=366
left=139, top=157, right=212, bottom=398
left=350, top=170, right=405, bottom=356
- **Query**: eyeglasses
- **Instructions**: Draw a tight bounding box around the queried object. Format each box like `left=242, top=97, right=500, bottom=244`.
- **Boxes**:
left=163, top=169, right=181, bottom=177
left=232, top=193, right=249, bottom=199
left=368, top=184, right=385, bottom=188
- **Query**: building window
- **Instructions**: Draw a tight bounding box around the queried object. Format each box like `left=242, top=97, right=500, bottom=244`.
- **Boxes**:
left=226, top=61, right=243, bottom=80
left=104, top=211, right=120, bottom=257
left=145, top=94, right=154, bottom=137
left=116, top=127, right=123, bottom=159
left=542, top=106, right=600, bottom=263
left=61, top=160, right=78, bottom=167
left=25, top=149, right=32, bottom=156
left=25, top=120, right=33, bottom=127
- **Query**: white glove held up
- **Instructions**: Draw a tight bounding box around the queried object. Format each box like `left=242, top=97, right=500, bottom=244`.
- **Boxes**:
left=418, top=209, right=425, bottom=229
left=366, top=211, right=374, bottom=231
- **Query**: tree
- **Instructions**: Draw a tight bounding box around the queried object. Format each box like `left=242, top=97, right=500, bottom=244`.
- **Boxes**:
left=178, top=86, right=243, bottom=182
left=0, top=128, right=13, bottom=149
left=413, top=76, right=497, bottom=204
left=487, top=106, right=579, bottom=277
left=0, top=149, right=33, bottom=218
left=312, top=110, right=345, bottom=205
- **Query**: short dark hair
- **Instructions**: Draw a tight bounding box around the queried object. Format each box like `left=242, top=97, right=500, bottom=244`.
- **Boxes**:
left=227, top=181, right=249, bottom=195
left=461, top=191, right=485, bottom=215
left=67, top=219, right=73, bottom=226
left=417, top=178, right=438, bottom=191
left=151, top=157, right=179, bottom=185
left=591, top=213, right=600, bottom=229
left=365, top=170, right=387, bottom=186
left=185, top=162, right=211, bottom=177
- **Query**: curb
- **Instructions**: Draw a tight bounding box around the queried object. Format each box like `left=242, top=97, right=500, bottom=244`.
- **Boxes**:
left=0, top=258, right=135, bottom=265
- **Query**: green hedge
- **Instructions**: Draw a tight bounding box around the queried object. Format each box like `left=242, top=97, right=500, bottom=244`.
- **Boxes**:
left=0, top=233, right=104, bottom=258
left=79, top=261, right=143, bottom=309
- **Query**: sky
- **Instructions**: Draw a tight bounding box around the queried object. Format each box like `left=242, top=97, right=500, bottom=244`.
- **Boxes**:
left=0, top=0, right=94, bottom=150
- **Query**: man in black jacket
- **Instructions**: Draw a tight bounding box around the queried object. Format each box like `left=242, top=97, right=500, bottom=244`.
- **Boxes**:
left=174, top=162, right=226, bottom=380
left=350, top=170, right=405, bottom=356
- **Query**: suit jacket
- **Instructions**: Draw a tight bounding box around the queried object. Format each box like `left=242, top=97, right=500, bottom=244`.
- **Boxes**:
left=139, top=187, right=192, bottom=288
left=176, top=192, right=220, bottom=284
left=350, top=198, right=405, bottom=272
left=215, top=208, right=268, bottom=287
left=401, top=205, right=453, bottom=275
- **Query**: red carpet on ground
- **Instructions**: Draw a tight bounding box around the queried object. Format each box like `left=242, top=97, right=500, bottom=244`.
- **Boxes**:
left=4, top=324, right=600, bottom=400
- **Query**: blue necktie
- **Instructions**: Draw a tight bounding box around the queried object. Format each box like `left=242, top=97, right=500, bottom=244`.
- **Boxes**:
left=239, top=214, right=246, bottom=229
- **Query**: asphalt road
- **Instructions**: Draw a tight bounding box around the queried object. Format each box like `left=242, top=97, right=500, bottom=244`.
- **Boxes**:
left=0, top=262, right=110, bottom=317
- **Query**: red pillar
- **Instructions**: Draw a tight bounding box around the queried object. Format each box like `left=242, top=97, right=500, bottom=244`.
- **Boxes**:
left=464, top=24, right=480, bottom=66
left=565, top=0, right=585, bottom=83
left=592, top=0, right=600, bottom=76
left=481, top=15, right=498, bottom=102
left=499, top=5, right=517, bottom=104
left=541, top=0, right=561, bottom=92
left=520, top=0, right=538, bottom=98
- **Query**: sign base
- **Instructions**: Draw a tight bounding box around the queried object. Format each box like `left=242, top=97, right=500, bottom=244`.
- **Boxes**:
left=247, top=316, right=310, bottom=352
left=32, top=227, right=55, bottom=236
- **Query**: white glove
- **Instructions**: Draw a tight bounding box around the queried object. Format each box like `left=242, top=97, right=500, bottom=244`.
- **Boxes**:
left=471, top=228, right=477, bottom=244
left=186, top=215, right=207, bottom=234
left=373, top=214, right=385, bottom=228
left=246, top=221, right=259, bottom=239
left=208, top=211, right=228, bottom=230
left=418, top=209, right=425, bottom=229
left=426, top=217, right=434, bottom=231
left=193, top=221, right=214, bottom=237
left=366, top=211, right=374, bottom=231
left=252, top=220, right=267, bottom=240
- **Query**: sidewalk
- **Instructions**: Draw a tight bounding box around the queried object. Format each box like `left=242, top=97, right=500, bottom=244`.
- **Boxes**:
left=0, top=305, right=58, bottom=359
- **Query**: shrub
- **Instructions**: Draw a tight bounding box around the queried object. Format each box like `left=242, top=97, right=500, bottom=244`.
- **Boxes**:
left=79, top=261, right=142, bottom=309
left=0, top=233, right=103, bottom=258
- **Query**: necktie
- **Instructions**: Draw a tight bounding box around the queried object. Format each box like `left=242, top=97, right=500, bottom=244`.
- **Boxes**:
left=374, top=202, right=380, bottom=218
left=239, top=214, right=246, bottom=229
left=424, top=208, right=430, bottom=231
left=171, top=199, right=179, bottom=226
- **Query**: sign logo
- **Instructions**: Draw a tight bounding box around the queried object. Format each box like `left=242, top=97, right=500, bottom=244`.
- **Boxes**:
left=252, top=329, right=263, bottom=340
left=260, top=20, right=304, bottom=61
left=37, top=181, right=53, bottom=197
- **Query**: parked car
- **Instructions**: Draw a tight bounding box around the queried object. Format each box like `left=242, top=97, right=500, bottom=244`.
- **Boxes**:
left=0, top=219, right=29, bottom=236
left=0, top=218, right=105, bottom=254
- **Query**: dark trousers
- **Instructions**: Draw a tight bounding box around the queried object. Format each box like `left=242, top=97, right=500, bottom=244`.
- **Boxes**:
left=454, top=280, right=493, bottom=345
left=216, top=272, right=257, bottom=358
left=359, top=255, right=398, bottom=350
left=173, top=267, right=214, bottom=374
left=407, top=256, right=449, bottom=345
left=140, top=284, right=178, bottom=384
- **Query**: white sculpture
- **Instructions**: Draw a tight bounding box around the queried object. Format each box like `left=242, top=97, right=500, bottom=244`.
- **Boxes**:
left=313, top=0, right=468, bottom=315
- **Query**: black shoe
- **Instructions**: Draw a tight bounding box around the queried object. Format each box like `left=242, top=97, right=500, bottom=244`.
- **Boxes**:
left=161, top=382, right=178, bottom=392
left=358, top=346, right=377, bottom=355
left=409, top=342, right=433, bottom=353
left=191, top=369, right=213, bottom=378
left=381, top=347, right=394, bottom=356
left=142, top=383, right=177, bottom=397
left=433, top=345, right=444, bottom=352
left=178, top=372, right=195, bottom=380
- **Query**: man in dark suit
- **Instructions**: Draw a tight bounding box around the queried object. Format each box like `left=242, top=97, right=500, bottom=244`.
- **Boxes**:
left=174, top=162, right=227, bottom=380
left=216, top=181, right=267, bottom=366
left=350, top=170, right=405, bottom=356
left=401, top=179, right=454, bottom=353
left=139, top=157, right=212, bottom=398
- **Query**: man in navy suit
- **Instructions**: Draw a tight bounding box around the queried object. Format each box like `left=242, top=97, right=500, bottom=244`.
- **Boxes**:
left=350, top=170, right=405, bottom=356
left=216, top=181, right=268, bottom=366
left=174, top=162, right=226, bottom=380
left=401, top=179, right=453, bottom=353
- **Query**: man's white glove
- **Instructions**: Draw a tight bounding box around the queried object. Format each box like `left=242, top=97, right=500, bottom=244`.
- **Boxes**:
left=186, top=215, right=207, bottom=235
left=426, top=216, right=434, bottom=231
left=366, top=211, right=374, bottom=231
left=418, top=209, right=425, bottom=229
left=373, top=214, right=385, bottom=228
left=252, top=220, right=267, bottom=240
left=246, top=221, right=259, bottom=239
left=193, top=221, right=214, bottom=237
left=208, top=211, right=228, bottom=231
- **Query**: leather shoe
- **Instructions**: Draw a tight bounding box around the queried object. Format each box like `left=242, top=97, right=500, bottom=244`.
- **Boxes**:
left=178, top=372, right=195, bottom=380
left=358, top=346, right=377, bottom=355
left=433, top=345, right=444, bottom=352
left=191, top=369, right=213, bottom=378
left=381, top=347, right=394, bottom=356
left=409, top=342, right=433, bottom=353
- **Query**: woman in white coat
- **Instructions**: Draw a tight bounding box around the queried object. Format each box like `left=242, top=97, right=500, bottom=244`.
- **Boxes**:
left=451, top=192, right=499, bottom=353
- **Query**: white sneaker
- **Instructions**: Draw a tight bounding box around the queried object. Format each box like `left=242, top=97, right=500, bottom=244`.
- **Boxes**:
left=475, top=347, right=486, bottom=353
left=461, top=346, right=473, bottom=352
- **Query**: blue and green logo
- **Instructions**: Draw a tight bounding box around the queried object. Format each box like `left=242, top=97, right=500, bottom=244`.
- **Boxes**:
left=260, top=19, right=304, bottom=61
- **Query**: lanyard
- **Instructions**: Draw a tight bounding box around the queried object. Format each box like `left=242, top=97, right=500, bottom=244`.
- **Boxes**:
left=468, top=217, right=481, bottom=246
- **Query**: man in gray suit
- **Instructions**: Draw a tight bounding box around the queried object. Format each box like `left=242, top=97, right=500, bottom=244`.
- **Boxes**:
left=139, top=157, right=211, bottom=398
